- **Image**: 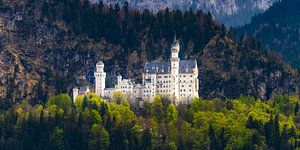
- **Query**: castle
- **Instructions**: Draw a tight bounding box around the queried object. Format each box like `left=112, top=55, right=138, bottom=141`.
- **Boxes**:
left=73, top=37, right=199, bottom=104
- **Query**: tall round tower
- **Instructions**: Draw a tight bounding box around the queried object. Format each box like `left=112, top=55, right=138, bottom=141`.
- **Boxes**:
left=72, top=87, right=79, bottom=102
left=94, top=61, right=106, bottom=97
left=170, top=35, right=180, bottom=104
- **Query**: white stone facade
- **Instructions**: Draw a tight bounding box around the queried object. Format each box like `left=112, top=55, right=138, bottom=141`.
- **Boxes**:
left=73, top=38, right=199, bottom=104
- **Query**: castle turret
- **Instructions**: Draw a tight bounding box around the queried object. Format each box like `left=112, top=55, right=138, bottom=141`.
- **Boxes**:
left=117, top=75, right=122, bottom=85
left=94, top=61, right=106, bottom=96
left=170, top=35, right=180, bottom=104
left=73, top=87, right=79, bottom=102
left=171, top=35, right=180, bottom=60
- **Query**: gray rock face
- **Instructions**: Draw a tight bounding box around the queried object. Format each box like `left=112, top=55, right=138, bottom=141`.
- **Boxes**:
left=97, top=0, right=278, bottom=26
left=0, top=1, right=299, bottom=105
left=198, top=36, right=300, bottom=100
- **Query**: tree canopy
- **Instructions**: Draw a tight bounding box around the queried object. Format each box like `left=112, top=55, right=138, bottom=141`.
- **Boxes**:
left=0, top=93, right=299, bottom=149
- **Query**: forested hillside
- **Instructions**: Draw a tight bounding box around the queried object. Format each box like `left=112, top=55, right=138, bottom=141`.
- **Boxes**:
left=0, top=0, right=299, bottom=108
left=237, top=0, right=300, bottom=68
left=0, top=92, right=299, bottom=149
left=99, top=0, right=278, bottom=26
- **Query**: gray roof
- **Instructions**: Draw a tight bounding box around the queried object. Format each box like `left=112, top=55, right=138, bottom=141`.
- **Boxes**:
left=144, top=60, right=197, bottom=74
left=79, top=86, right=89, bottom=95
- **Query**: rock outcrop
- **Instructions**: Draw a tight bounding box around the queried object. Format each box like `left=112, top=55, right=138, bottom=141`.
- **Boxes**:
left=0, top=1, right=299, bottom=106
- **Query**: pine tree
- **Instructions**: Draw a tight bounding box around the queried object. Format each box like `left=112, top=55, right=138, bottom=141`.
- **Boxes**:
left=218, top=127, right=226, bottom=150
left=274, top=115, right=281, bottom=150
left=294, top=102, right=299, bottom=115
left=142, top=128, right=152, bottom=150
left=208, top=124, right=217, bottom=150
left=264, top=115, right=274, bottom=148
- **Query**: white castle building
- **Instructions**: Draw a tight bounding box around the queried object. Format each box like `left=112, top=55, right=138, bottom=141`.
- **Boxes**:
left=73, top=37, right=199, bottom=104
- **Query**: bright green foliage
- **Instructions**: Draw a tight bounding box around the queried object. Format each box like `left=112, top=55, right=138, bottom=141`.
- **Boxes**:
left=99, top=127, right=110, bottom=150
left=151, top=96, right=165, bottom=123
left=112, top=91, right=127, bottom=105
left=91, top=110, right=102, bottom=124
left=1, top=93, right=300, bottom=149
left=168, top=141, right=177, bottom=150
left=88, top=124, right=101, bottom=150
left=75, top=93, right=104, bottom=111
left=46, top=93, right=72, bottom=112
left=166, top=104, right=178, bottom=123
left=190, top=97, right=201, bottom=114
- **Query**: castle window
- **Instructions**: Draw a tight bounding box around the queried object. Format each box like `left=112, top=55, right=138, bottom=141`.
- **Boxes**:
left=183, top=75, right=186, bottom=77
left=190, top=75, right=193, bottom=77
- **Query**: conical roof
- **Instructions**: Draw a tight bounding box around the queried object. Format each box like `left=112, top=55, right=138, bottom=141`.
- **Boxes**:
left=97, top=61, right=104, bottom=65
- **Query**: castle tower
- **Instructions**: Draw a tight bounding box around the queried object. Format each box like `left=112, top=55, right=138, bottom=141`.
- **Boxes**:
left=170, top=35, right=180, bottom=104
left=117, top=75, right=122, bottom=85
left=73, top=87, right=79, bottom=102
left=94, top=61, right=106, bottom=96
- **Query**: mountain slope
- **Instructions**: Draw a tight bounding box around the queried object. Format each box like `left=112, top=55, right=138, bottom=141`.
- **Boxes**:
left=0, top=0, right=299, bottom=107
left=237, top=0, right=300, bottom=68
left=97, top=0, right=278, bottom=26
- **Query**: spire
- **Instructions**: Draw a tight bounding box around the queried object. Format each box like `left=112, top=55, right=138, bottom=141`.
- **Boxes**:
left=171, top=31, right=180, bottom=53
left=97, top=60, right=104, bottom=65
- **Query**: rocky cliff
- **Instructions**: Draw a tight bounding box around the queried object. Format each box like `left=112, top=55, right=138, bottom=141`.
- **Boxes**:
left=0, top=0, right=299, bottom=107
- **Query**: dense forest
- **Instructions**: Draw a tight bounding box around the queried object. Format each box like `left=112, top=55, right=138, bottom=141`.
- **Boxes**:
left=39, top=0, right=223, bottom=56
left=237, top=0, right=300, bottom=68
left=0, top=92, right=300, bottom=149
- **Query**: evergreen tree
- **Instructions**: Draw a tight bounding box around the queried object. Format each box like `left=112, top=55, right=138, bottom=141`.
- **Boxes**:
left=274, top=114, right=281, bottom=150
left=295, top=102, right=299, bottom=115
left=208, top=124, right=217, bottom=150
left=218, top=127, right=226, bottom=150
left=151, top=96, right=165, bottom=123
left=142, top=128, right=152, bottom=150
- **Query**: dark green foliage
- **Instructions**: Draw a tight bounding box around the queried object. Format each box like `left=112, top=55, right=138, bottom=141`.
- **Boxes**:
left=208, top=124, right=217, bottom=150
left=295, top=103, right=299, bottom=115
left=237, top=0, right=300, bottom=68
left=40, top=0, right=221, bottom=55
